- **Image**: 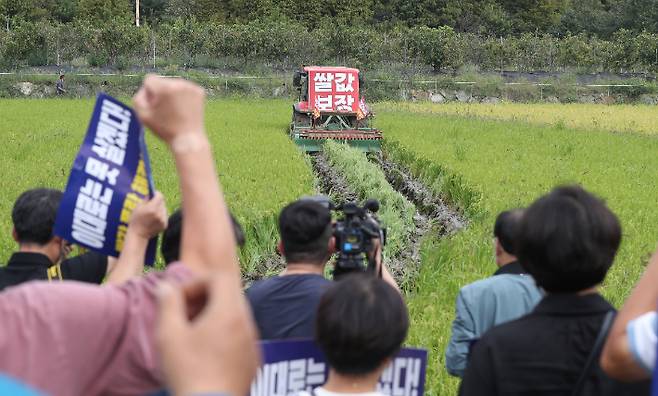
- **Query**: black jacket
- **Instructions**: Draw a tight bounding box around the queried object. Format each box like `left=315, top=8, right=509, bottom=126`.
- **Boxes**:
left=461, top=293, right=650, bottom=396
left=0, top=252, right=107, bottom=291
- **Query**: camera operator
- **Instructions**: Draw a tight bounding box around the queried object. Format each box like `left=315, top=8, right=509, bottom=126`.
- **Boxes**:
left=246, top=199, right=335, bottom=340
left=297, top=274, right=408, bottom=396
left=246, top=198, right=399, bottom=340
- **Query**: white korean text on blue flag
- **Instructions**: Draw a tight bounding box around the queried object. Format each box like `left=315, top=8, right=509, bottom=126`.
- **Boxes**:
left=54, top=93, right=157, bottom=264
left=251, top=340, right=427, bottom=396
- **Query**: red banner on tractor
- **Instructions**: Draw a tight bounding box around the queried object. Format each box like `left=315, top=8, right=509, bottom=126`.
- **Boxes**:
left=308, top=67, right=360, bottom=113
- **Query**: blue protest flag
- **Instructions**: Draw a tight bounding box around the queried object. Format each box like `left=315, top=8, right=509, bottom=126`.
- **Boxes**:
left=54, top=93, right=157, bottom=265
left=149, top=340, right=428, bottom=396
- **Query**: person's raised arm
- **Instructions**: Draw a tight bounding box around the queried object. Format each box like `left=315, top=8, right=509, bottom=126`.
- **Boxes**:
left=133, top=76, right=238, bottom=278
left=369, top=240, right=400, bottom=294
left=600, top=248, right=658, bottom=381
left=105, top=192, right=168, bottom=284
left=131, top=76, right=259, bottom=396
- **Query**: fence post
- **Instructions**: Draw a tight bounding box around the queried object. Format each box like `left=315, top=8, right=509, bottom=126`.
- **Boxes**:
left=152, top=33, right=156, bottom=69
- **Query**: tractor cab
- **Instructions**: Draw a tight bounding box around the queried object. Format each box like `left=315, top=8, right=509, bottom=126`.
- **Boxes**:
left=290, top=66, right=382, bottom=152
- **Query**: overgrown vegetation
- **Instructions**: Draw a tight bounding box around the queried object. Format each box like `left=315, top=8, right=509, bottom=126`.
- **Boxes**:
left=2, top=18, right=658, bottom=74
left=322, top=140, right=416, bottom=261
left=4, top=0, right=658, bottom=38
left=377, top=109, right=658, bottom=395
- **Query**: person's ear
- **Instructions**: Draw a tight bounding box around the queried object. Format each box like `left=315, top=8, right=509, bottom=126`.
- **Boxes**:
left=494, top=237, right=503, bottom=257
left=12, top=227, right=18, bottom=243
left=52, top=236, right=66, bottom=252
left=276, top=241, right=284, bottom=257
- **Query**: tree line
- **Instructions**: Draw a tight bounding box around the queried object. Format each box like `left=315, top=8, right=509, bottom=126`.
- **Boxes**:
left=2, top=0, right=658, bottom=38
left=1, top=1, right=658, bottom=73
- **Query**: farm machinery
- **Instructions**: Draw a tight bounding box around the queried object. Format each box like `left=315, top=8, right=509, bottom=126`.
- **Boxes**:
left=290, top=66, right=382, bottom=152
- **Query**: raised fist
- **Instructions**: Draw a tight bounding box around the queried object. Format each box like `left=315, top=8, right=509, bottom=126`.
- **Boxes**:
left=133, top=75, right=206, bottom=145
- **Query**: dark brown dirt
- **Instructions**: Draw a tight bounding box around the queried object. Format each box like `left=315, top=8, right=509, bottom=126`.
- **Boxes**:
left=310, top=152, right=358, bottom=204
left=371, top=152, right=466, bottom=235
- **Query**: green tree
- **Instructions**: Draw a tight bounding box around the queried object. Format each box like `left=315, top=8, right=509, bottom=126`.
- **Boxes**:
left=559, top=0, right=616, bottom=37
left=499, top=0, right=569, bottom=33
left=78, top=0, right=132, bottom=23
left=140, top=0, right=168, bottom=25
left=613, top=0, right=658, bottom=34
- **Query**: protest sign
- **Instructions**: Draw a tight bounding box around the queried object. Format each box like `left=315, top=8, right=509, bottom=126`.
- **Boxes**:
left=54, top=93, right=157, bottom=264
left=308, top=67, right=359, bottom=113
left=250, top=339, right=427, bottom=396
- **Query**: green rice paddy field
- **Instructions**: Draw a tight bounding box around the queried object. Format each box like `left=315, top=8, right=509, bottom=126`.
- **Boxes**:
left=1, top=99, right=658, bottom=395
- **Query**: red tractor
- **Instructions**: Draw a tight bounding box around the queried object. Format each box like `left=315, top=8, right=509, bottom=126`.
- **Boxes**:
left=290, top=66, right=382, bottom=152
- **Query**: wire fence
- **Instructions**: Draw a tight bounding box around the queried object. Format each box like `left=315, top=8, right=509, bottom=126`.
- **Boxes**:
left=1, top=72, right=656, bottom=102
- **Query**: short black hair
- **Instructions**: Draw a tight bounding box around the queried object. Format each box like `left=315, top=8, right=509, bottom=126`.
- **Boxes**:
left=161, top=209, right=245, bottom=264
left=518, top=185, right=621, bottom=293
left=278, top=200, right=332, bottom=265
left=12, top=188, right=63, bottom=245
left=493, top=208, right=524, bottom=255
left=315, top=274, right=409, bottom=375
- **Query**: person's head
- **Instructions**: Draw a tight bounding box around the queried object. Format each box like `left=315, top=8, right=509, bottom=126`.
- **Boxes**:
left=518, top=185, right=621, bottom=293
left=11, top=188, right=67, bottom=264
left=277, top=199, right=333, bottom=266
left=316, top=274, right=408, bottom=378
left=161, top=209, right=245, bottom=264
left=493, top=208, right=524, bottom=266
left=59, top=74, right=64, bottom=80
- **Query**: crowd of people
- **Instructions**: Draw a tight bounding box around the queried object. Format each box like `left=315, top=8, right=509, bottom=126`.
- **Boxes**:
left=0, top=76, right=657, bottom=396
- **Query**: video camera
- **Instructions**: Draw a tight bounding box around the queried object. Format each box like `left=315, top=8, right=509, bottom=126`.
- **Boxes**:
left=302, top=196, right=386, bottom=277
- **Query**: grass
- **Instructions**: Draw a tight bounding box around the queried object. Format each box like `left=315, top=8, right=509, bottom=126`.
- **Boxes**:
left=322, top=140, right=418, bottom=286
left=375, top=109, right=658, bottom=395
left=0, top=98, right=314, bottom=273
left=3, top=98, right=658, bottom=395
left=377, top=102, right=658, bottom=136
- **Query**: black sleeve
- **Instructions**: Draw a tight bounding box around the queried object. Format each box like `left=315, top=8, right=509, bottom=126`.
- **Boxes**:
left=459, top=336, right=498, bottom=396
left=60, top=251, right=109, bottom=284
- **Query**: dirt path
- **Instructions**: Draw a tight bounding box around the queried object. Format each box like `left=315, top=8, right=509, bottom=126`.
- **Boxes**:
left=310, top=152, right=358, bottom=203
left=371, top=152, right=467, bottom=285
left=307, top=150, right=466, bottom=285
left=371, top=152, right=466, bottom=235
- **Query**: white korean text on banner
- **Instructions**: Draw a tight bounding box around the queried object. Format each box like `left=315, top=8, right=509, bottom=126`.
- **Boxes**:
left=308, top=67, right=360, bottom=113
left=251, top=339, right=427, bottom=396
left=54, top=93, right=157, bottom=264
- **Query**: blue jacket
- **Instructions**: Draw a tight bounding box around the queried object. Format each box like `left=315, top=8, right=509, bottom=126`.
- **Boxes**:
left=445, top=262, right=542, bottom=377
